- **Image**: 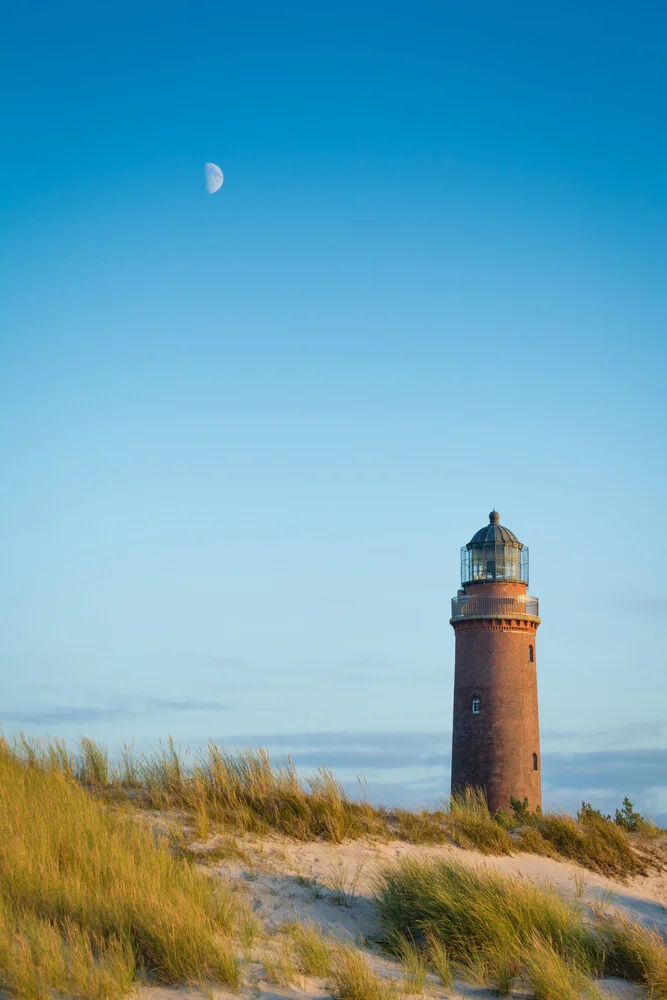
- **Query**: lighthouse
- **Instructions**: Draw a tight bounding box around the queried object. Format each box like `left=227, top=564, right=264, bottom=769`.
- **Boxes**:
left=450, top=511, right=541, bottom=814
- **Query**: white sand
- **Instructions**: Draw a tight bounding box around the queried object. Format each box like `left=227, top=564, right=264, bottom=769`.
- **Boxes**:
left=130, top=829, right=664, bottom=1000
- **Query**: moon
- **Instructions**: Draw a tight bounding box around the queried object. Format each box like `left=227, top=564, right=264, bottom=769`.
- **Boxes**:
left=205, top=162, right=223, bottom=194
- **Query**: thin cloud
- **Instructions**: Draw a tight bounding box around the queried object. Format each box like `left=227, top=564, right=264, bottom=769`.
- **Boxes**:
left=0, top=706, right=131, bottom=725
left=628, top=598, right=667, bottom=615
left=1, top=696, right=230, bottom=728
left=543, top=748, right=667, bottom=793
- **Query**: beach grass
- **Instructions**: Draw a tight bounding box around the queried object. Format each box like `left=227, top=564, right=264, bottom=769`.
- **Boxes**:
left=6, top=734, right=663, bottom=878
left=373, top=854, right=667, bottom=995
left=374, top=855, right=602, bottom=972
left=593, top=909, right=667, bottom=997
left=0, top=737, right=244, bottom=998
left=441, top=786, right=515, bottom=855
left=280, top=920, right=333, bottom=978
left=532, top=811, right=648, bottom=879
left=329, top=946, right=396, bottom=1000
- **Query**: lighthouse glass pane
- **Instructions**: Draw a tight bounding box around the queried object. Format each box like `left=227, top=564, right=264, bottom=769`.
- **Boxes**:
left=503, top=546, right=519, bottom=580
left=461, top=547, right=472, bottom=585
left=462, top=543, right=529, bottom=585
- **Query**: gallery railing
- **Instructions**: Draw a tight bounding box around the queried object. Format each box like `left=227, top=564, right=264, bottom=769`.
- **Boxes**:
left=450, top=594, right=540, bottom=620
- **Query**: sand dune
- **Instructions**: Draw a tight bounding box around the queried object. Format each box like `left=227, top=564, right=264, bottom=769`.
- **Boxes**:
left=128, top=827, right=666, bottom=1000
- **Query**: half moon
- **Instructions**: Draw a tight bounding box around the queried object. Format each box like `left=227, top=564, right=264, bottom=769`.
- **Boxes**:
left=205, top=162, right=224, bottom=194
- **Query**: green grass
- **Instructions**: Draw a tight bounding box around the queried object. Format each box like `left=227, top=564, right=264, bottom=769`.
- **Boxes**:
left=423, top=932, right=454, bottom=988
left=0, top=738, right=245, bottom=998
left=593, top=909, right=667, bottom=997
left=373, top=854, right=667, bottom=995
left=523, top=935, right=600, bottom=1000
left=374, top=855, right=602, bottom=967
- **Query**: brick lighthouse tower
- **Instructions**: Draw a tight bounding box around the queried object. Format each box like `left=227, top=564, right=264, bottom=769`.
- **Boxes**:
left=450, top=511, right=541, bottom=814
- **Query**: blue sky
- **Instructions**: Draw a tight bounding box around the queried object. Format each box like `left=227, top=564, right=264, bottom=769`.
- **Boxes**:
left=1, top=1, right=666, bottom=821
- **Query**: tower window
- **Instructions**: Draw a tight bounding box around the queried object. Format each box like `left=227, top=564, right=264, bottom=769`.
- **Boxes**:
left=472, top=696, right=480, bottom=714
left=528, top=644, right=534, bottom=662
left=532, top=753, right=538, bottom=771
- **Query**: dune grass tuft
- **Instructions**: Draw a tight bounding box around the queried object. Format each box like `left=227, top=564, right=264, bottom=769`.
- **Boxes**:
left=374, top=854, right=667, bottom=995
left=388, top=933, right=428, bottom=994
left=424, top=932, right=454, bottom=988
left=0, top=738, right=241, bottom=998
left=329, top=947, right=396, bottom=1000
left=534, top=811, right=648, bottom=879
left=442, top=787, right=514, bottom=854
left=524, top=934, right=599, bottom=1000
left=594, top=909, right=667, bottom=997
left=281, top=920, right=332, bottom=978
left=374, top=856, right=602, bottom=971
left=392, top=809, right=448, bottom=844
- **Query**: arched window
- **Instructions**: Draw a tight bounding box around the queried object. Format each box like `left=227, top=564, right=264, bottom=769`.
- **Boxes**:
left=528, top=644, right=534, bottom=662
left=532, top=753, right=538, bottom=771
left=472, top=696, right=480, bottom=714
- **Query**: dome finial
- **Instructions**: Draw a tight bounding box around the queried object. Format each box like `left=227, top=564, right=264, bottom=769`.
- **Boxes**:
left=489, top=510, right=500, bottom=524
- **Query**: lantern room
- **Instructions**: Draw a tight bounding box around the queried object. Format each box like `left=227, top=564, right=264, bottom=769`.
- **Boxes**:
left=460, top=510, right=529, bottom=586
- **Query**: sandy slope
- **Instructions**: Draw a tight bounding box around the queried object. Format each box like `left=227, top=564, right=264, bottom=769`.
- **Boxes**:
left=130, top=830, right=666, bottom=1000
left=3, top=829, right=662, bottom=1000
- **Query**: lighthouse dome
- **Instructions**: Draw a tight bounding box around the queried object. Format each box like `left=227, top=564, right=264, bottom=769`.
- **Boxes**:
left=461, top=511, right=529, bottom=585
left=468, top=511, right=521, bottom=547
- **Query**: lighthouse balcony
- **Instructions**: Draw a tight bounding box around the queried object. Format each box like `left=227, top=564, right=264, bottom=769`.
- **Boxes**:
left=451, top=593, right=539, bottom=621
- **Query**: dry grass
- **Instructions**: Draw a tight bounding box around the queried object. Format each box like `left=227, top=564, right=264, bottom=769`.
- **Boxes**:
left=137, top=738, right=386, bottom=842
left=442, top=787, right=514, bottom=855
left=518, top=825, right=558, bottom=857
left=372, top=854, right=667, bottom=993
left=281, top=920, right=332, bottom=977
left=534, top=811, right=649, bottom=879
left=329, top=947, right=396, bottom=1000
left=7, top=734, right=664, bottom=879
left=423, top=932, right=454, bottom=988
left=0, top=906, right=135, bottom=1000
left=594, top=909, right=667, bottom=997
left=524, top=935, right=600, bottom=1000
left=391, top=809, right=448, bottom=844
left=262, top=938, right=299, bottom=989
left=0, top=738, right=243, bottom=998
left=388, top=933, right=428, bottom=994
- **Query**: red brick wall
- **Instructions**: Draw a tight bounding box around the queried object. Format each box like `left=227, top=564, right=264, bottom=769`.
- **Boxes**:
left=450, top=581, right=541, bottom=814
